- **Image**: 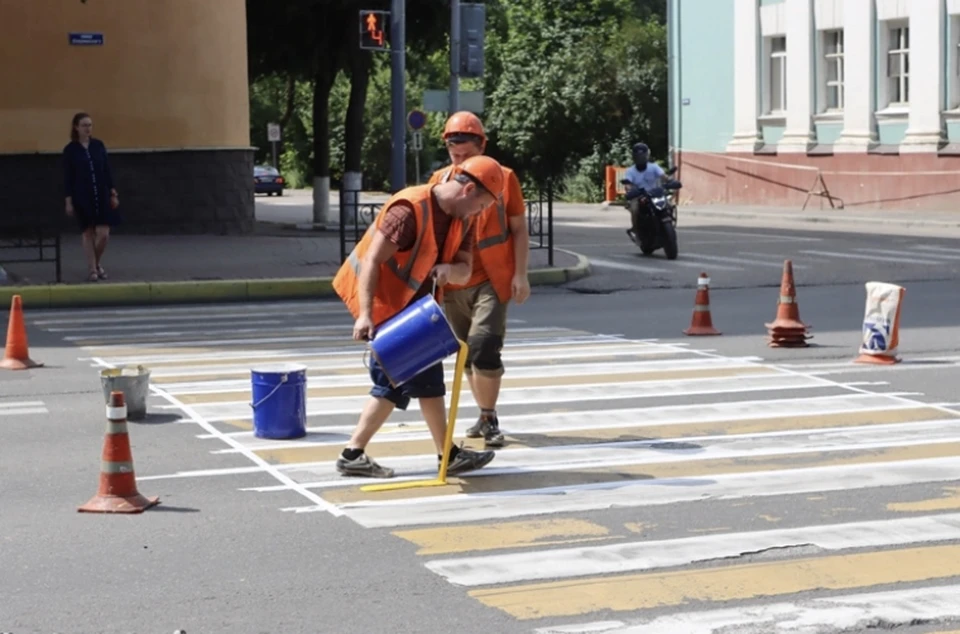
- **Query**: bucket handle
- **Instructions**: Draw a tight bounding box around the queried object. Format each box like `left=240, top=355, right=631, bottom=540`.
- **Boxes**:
left=250, top=373, right=288, bottom=410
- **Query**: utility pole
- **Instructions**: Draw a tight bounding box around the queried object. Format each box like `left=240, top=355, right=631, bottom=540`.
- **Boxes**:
left=449, top=0, right=460, bottom=113
left=390, top=0, right=406, bottom=192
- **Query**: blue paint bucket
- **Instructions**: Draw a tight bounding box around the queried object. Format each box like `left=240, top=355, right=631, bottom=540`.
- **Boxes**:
left=370, top=294, right=460, bottom=387
left=250, top=363, right=308, bottom=440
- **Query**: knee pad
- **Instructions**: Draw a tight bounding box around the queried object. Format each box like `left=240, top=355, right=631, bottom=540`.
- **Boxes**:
left=467, top=334, right=504, bottom=372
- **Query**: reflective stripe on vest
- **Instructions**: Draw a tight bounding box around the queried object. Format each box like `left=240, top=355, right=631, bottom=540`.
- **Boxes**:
left=441, top=167, right=509, bottom=251
left=346, top=199, right=431, bottom=292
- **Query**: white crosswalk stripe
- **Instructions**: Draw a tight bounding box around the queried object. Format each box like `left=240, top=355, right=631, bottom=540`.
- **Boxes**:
left=39, top=300, right=960, bottom=633
left=0, top=400, right=48, bottom=416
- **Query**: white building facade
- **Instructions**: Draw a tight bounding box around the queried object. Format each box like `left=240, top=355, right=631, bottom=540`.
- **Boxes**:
left=667, top=0, right=960, bottom=208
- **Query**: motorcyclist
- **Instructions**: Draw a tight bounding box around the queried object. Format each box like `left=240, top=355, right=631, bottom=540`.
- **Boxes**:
left=621, top=142, right=668, bottom=240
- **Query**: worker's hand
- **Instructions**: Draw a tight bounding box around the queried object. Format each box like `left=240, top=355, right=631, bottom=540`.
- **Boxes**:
left=431, top=264, right=453, bottom=287
left=353, top=314, right=375, bottom=341
left=512, top=273, right=531, bottom=304
left=65, top=200, right=74, bottom=217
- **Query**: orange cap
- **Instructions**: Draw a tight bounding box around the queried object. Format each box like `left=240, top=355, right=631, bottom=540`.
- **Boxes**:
left=443, top=111, right=487, bottom=145
left=457, top=155, right=504, bottom=199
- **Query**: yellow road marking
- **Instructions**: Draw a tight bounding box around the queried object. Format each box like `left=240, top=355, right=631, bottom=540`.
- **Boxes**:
left=758, top=514, right=781, bottom=523
left=392, top=518, right=612, bottom=555
left=151, top=351, right=682, bottom=384
left=887, top=487, right=960, bottom=512
left=176, top=366, right=774, bottom=405
left=320, top=441, right=960, bottom=505
left=468, top=543, right=960, bottom=620
left=623, top=522, right=653, bottom=534
left=253, top=406, right=951, bottom=465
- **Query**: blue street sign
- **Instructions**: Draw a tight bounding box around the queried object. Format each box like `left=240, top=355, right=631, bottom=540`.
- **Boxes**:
left=69, top=32, right=104, bottom=46
left=407, top=109, right=427, bottom=130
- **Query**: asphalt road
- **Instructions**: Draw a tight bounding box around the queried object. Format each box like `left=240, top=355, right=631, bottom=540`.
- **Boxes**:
left=5, top=212, right=960, bottom=634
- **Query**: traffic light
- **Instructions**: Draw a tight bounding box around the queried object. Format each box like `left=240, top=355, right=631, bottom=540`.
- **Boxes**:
left=459, top=3, right=485, bottom=78
left=359, top=10, right=390, bottom=51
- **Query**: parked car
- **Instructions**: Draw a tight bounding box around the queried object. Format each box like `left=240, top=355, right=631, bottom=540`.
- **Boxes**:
left=254, top=165, right=285, bottom=196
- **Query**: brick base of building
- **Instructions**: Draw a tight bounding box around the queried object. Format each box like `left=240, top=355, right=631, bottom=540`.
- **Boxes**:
left=674, top=151, right=960, bottom=211
left=0, top=148, right=256, bottom=234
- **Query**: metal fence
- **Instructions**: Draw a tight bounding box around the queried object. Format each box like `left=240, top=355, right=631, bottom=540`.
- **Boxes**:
left=338, top=182, right=554, bottom=266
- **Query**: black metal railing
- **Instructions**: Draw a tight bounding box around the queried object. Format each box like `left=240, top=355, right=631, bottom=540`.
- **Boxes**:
left=0, top=226, right=62, bottom=283
left=338, top=182, right=554, bottom=267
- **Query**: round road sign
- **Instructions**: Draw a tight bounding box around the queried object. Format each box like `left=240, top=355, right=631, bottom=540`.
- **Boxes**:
left=408, top=109, right=427, bottom=130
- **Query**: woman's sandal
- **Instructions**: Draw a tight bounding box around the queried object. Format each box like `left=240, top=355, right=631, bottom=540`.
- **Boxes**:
left=88, top=271, right=99, bottom=282
left=96, top=265, right=108, bottom=280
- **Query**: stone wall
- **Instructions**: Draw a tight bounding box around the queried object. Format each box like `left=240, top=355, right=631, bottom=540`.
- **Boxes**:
left=0, top=149, right=255, bottom=235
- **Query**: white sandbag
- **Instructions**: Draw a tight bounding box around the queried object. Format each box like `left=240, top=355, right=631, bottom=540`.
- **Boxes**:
left=858, top=282, right=905, bottom=358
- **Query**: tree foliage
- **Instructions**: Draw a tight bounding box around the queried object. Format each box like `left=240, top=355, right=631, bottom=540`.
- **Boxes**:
left=246, top=0, right=667, bottom=202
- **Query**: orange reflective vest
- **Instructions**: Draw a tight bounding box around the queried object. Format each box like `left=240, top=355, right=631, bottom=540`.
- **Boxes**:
left=428, top=165, right=521, bottom=303
left=332, top=185, right=469, bottom=326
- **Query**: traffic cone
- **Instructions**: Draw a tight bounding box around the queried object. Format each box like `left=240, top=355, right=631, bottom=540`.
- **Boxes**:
left=765, top=260, right=812, bottom=348
left=78, top=391, right=159, bottom=514
left=683, top=272, right=721, bottom=336
left=0, top=295, right=43, bottom=370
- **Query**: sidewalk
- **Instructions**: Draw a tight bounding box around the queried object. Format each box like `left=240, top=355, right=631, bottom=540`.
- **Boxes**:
left=0, top=193, right=588, bottom=308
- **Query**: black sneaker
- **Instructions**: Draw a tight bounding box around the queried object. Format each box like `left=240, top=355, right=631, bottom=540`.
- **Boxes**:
left=443, top=445, right=495, bottom=476
left=335, top=453, right=395, bottom=478
left=466, top=415, right=505, bottom=448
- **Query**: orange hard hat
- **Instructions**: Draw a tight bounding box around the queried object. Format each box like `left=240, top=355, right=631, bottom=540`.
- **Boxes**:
left=457, top=155, right=504, bottom=199
left=443, top=111, right=487, bottom=145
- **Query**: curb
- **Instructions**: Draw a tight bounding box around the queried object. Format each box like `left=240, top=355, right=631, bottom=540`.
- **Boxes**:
left=0, top=249, right=592, bottom=310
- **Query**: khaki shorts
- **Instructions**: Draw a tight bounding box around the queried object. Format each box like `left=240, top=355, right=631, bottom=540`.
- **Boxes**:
left=443, top=280, right=508, bottom=377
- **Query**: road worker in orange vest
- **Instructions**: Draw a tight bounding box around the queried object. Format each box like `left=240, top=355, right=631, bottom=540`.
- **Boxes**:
left=332, top=154, right=506, bottom=479
left=427, top=112, right=530, bottom=448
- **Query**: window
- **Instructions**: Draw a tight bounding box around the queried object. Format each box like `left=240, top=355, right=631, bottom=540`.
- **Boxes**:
left=887, top=25, right=909, bottom=105
left=823, top=30, right=844, bottom=111
left=769, top=36, right=787, bottom=113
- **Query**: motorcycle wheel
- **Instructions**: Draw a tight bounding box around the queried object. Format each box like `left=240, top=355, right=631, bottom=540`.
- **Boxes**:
left=662, top=221, right=679, bottom=260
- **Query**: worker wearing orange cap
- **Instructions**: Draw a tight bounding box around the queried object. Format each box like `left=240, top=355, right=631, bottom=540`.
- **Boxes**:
left=427, top=111, right=530, bottom=448
left=332, top=154, right=506, bottom=479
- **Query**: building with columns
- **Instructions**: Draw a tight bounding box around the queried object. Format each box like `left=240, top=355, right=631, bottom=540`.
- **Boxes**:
left=667, top=0, right=960, bottom=209
left=0, top=0, right=255, bottom=234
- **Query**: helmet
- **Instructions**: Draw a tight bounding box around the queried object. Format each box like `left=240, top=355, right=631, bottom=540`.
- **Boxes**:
left=457, top=155, right=504, bottom=199
left=633, top=142, right=650, bottom=164
left=443, top=111, right=487, bottom=147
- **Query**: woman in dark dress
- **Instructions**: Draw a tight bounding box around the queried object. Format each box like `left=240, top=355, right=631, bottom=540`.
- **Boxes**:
left=63, top=112, right=121, bottom=282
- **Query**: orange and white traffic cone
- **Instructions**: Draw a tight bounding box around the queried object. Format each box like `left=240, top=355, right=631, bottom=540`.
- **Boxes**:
left=78, top=391, right=159, bottom=514
left=683, top=272, right=721, bottom=336
left=0, top=294, right=43, bottom=370
left=765, top=260, right=812, bottom=348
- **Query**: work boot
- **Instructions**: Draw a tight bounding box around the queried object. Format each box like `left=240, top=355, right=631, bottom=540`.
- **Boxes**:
left=466, top=413, right=504, bottom=448
left=442, top=444, right=496, bottom=476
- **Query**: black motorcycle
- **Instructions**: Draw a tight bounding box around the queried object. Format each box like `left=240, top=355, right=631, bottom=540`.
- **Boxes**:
left=622, top=167, right=682, bottom=260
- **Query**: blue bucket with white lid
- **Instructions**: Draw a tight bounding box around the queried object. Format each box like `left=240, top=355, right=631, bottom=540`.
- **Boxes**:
left=250, top=362, right=308, bottom=440
left=368, top=289, right=460, bottom=388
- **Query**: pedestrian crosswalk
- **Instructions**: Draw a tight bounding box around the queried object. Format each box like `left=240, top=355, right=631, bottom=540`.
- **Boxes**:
left=34, top=299, right=960, bottom=632
left=0, top=399, right=48, bottom=416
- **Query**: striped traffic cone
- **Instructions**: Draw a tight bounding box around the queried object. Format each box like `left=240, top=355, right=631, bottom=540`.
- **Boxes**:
left=78, top=391, right=159, bottom=514
left=683, top=272, right=721, bottom=336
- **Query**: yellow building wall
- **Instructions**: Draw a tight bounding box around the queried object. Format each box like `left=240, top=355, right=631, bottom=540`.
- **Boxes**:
left=0, top=0, right=250, bottom=153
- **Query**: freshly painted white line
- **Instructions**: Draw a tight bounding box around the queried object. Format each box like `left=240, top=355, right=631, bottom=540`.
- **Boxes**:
left=558, top=584, right=960, bottom=634
left=78, top=326, right=569, bottom=351
left=683, top=253, right=805, bottom=269
left=63, top=322, right=358, bottom=341
left=428, top=512, right=960, bottom=587
left=205, top=392, right=924, bottom=442
left=161, top=356, right=764, bottom=395
left=336, top=456, right=960, bottom=528
left=855, top=247, right=960, bottom=261
left=150, top=343, right=686, bottom=380
left=225, top=419, right=960, bottom=488
left=188, top=372, right=828, bottom=422
left=90, top=334, right=622, bottom=365
left=138, top=465, right=266, bottom=481
left=589, top=257, right=671, bottom=274
left=915, top=244, right=960, bottom=256
left=0, top=400, right=46, bottom=409
left=799, top=249, right=943, bottom=265
left=32, top=302, right=349, bottom=324
left=0, top=406, right=48, bottom=416
left=681, top=229, right=823, bottom=242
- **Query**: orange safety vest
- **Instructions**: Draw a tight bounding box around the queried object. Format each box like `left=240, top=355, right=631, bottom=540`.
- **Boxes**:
left=332, top=185, right=469, bottom=326
left=429, top=165, right=520, bottom=303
